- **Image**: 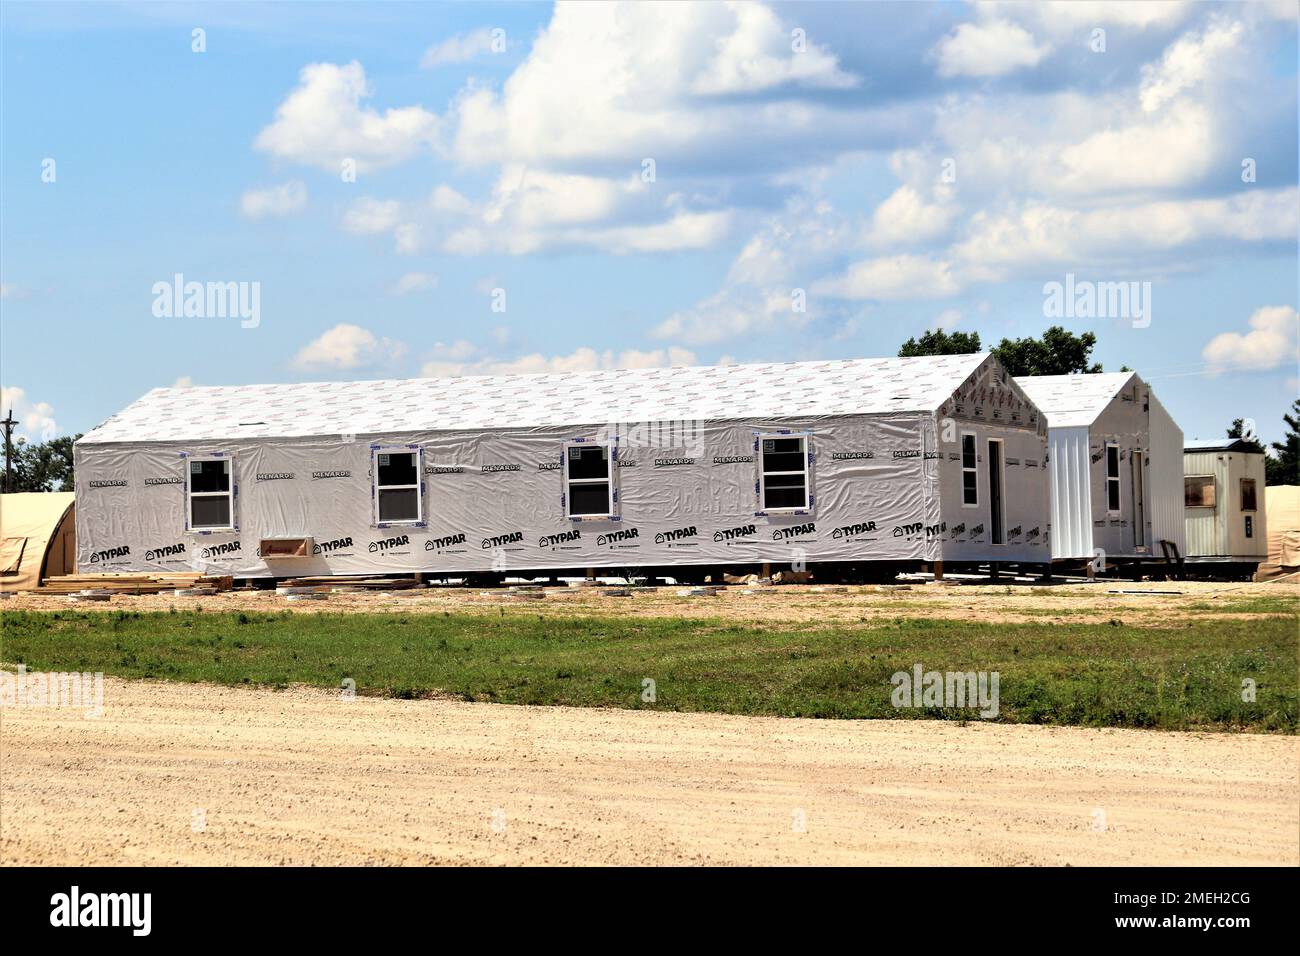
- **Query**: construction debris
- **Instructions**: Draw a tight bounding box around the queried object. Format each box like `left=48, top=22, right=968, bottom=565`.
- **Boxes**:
left=39, top=572, right=231, bottom=595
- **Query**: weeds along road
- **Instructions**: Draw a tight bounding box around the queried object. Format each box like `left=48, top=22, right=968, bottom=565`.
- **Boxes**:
left=2, top=676, right=1296, bottom=866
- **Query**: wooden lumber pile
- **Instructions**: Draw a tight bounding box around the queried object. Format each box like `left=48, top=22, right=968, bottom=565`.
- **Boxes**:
left=38, top=572, right=232, bottom=595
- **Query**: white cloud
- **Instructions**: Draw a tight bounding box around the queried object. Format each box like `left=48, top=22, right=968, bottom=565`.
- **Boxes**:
left=935, top=308, right=963, bottom=331
left=450, top=1, right=865, bottom=169
left=430, top=184, right=475, bottom=216
left=291, top=323, right=407, bottom=371
left=866, top=185, right=958, bottom=248
left=933, top=19, right=1050, bottom=78
left=421, top=28, right=502, bottom=68
left=420, top=342, right=696, bottom=378
left=389, top=272, right=439, bottom=295
left=1140, top=16, right=1243, bottom=112
left=239, top=180, right=308, bottom=220
left=0, top=385, right=58, bottom=442
left=254, top=61, right=438, bottom=172
left=814, top=254, right=963, bottom=301
left=341, top=197, right=403, bottom=235
left=689, top=2, right=857, bottom=94
left=1202, top=305, right=1299, bottom=374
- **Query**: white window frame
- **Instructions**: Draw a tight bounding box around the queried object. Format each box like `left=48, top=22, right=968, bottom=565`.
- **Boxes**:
left=372, top=446, right=424, bottom=527
left=563, top=439, right=617, bottom=520
left=757, top=432, right=812, bottom=514
left=186, top=455, right=236, bottom=532
left=960, top=431, right=979, bottom=508
left=1104, top=442, right=1121, bottom=515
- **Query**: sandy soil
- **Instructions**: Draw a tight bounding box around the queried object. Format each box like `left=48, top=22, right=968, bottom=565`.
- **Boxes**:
left=3, top=577, right=1296, bottom=627
left=2, top=676, right=1295, bottom=866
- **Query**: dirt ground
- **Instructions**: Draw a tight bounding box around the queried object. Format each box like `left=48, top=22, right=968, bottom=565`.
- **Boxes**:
left=3, top=576, right=1296, bottom=627
left=2, top=675, right=1295, bottom=866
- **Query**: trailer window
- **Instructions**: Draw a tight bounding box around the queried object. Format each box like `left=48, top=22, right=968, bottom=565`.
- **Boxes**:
left=374, top=449, right=421, bottom=523
left=961, top=433, right=978, bottom=506
left=759, top=434, right=810, bottom=511
left=1240, top=478, right=1257, bottom=512
left=1184, top=475, right=1215, bottom=508
left=188, top=457, right=234, bottom=530
left=564, top=441, right=614, bottom=517
left=1105, top=444, right=1121, bottom=513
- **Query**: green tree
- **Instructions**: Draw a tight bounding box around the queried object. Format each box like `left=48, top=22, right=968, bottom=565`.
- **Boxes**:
left=1267, top=400, right=1300, bottom=486
left=897, top=329, right=982, bottom=357
left=990, top=326, right=1102, bottom=376
left=5, top=434, right=79, bottom=492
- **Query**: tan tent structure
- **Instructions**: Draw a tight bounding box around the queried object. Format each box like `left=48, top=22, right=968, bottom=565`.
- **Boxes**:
left=0, top=492, right=76, bottom=591
left=1257, top=485, right=1300, bottom=581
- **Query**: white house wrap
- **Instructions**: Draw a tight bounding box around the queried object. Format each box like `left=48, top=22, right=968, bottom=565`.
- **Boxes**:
left=1016, top=372, right=1185, bottom=562
left=74, top=353, right=1051, bottom=577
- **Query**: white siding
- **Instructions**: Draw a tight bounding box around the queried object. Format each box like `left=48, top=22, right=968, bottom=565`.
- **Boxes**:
left=1045, top=426, right=1093, bottom=559
left=1148, top=391, right=1185, bottom=554
left=1183, top=450, right=1223, bottom=556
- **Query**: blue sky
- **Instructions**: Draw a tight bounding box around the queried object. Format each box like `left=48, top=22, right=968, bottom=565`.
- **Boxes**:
left=2, top=0, right=1297, bottom=445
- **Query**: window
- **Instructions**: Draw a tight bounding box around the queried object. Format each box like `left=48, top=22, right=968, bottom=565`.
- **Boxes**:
left=1105, top=444, right=1121, bottom=513
left=1241, top=478, right=1257, bottom=512
left=987, top=438, right=1004, bottom=545
left=564, top=441, right=614, bottom=518
left=1184, top=475, right=1215, bottom=508
left=758, top=433, right=810, bottom=511
left=961, top=433, right=978, bottom=507
left=188, top=457, right=234, bottom=530
left=374, top=448, right=421, bottom=524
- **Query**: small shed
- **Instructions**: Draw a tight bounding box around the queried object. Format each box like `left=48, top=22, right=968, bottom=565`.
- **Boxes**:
left=0, top=492, right=77, bottom=591
left=1016, top=372, right=1185, bottom=562
left=1183, top=438, right=1268, bottom=567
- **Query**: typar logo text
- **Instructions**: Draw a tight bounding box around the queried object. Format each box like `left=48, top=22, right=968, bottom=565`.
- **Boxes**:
left=152, top=273, right=260, bottom=329
left=50, top=886, right=151, bottom=936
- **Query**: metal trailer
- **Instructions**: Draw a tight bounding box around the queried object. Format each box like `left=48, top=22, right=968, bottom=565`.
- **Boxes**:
left=1182, top=438, right=1269, bottom=578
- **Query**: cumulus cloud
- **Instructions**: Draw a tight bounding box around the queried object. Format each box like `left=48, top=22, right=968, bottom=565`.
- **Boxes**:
left=239, top=180, right=308, bottom=219
left=1202, top=305, right=1299, bottom=374
left=341, top=198, right=403, bottom=235
left=388, top=272, right=439, bottom=295
left=0, top=385, right=58, bottom=442
left=814, top=254, right=963, bottom=301
left=1140, top=16, right=1243, bottom=113
left=254, top=61, right=438, bottom=172
left=932, top=19, right=1050, bottom=78
left=419, top=341, right=696, bottom=378
left=421, top=28, right=504, bottom=68
left=291, top=324, right=407, bottom=371
left=450, top=1, right=867, bottom=170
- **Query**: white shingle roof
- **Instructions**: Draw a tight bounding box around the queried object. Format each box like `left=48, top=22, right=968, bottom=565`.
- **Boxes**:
left=81, top=353, right=993, bottom=444
left=1015, top=372, right=1138, bottom=429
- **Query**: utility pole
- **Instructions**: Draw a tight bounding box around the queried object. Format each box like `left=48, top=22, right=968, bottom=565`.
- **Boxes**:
left=2, top=408, right=16, bottom=493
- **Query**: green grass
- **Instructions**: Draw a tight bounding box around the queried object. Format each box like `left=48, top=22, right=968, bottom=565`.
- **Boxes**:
left=2, top=609, right=1295, bottom=732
